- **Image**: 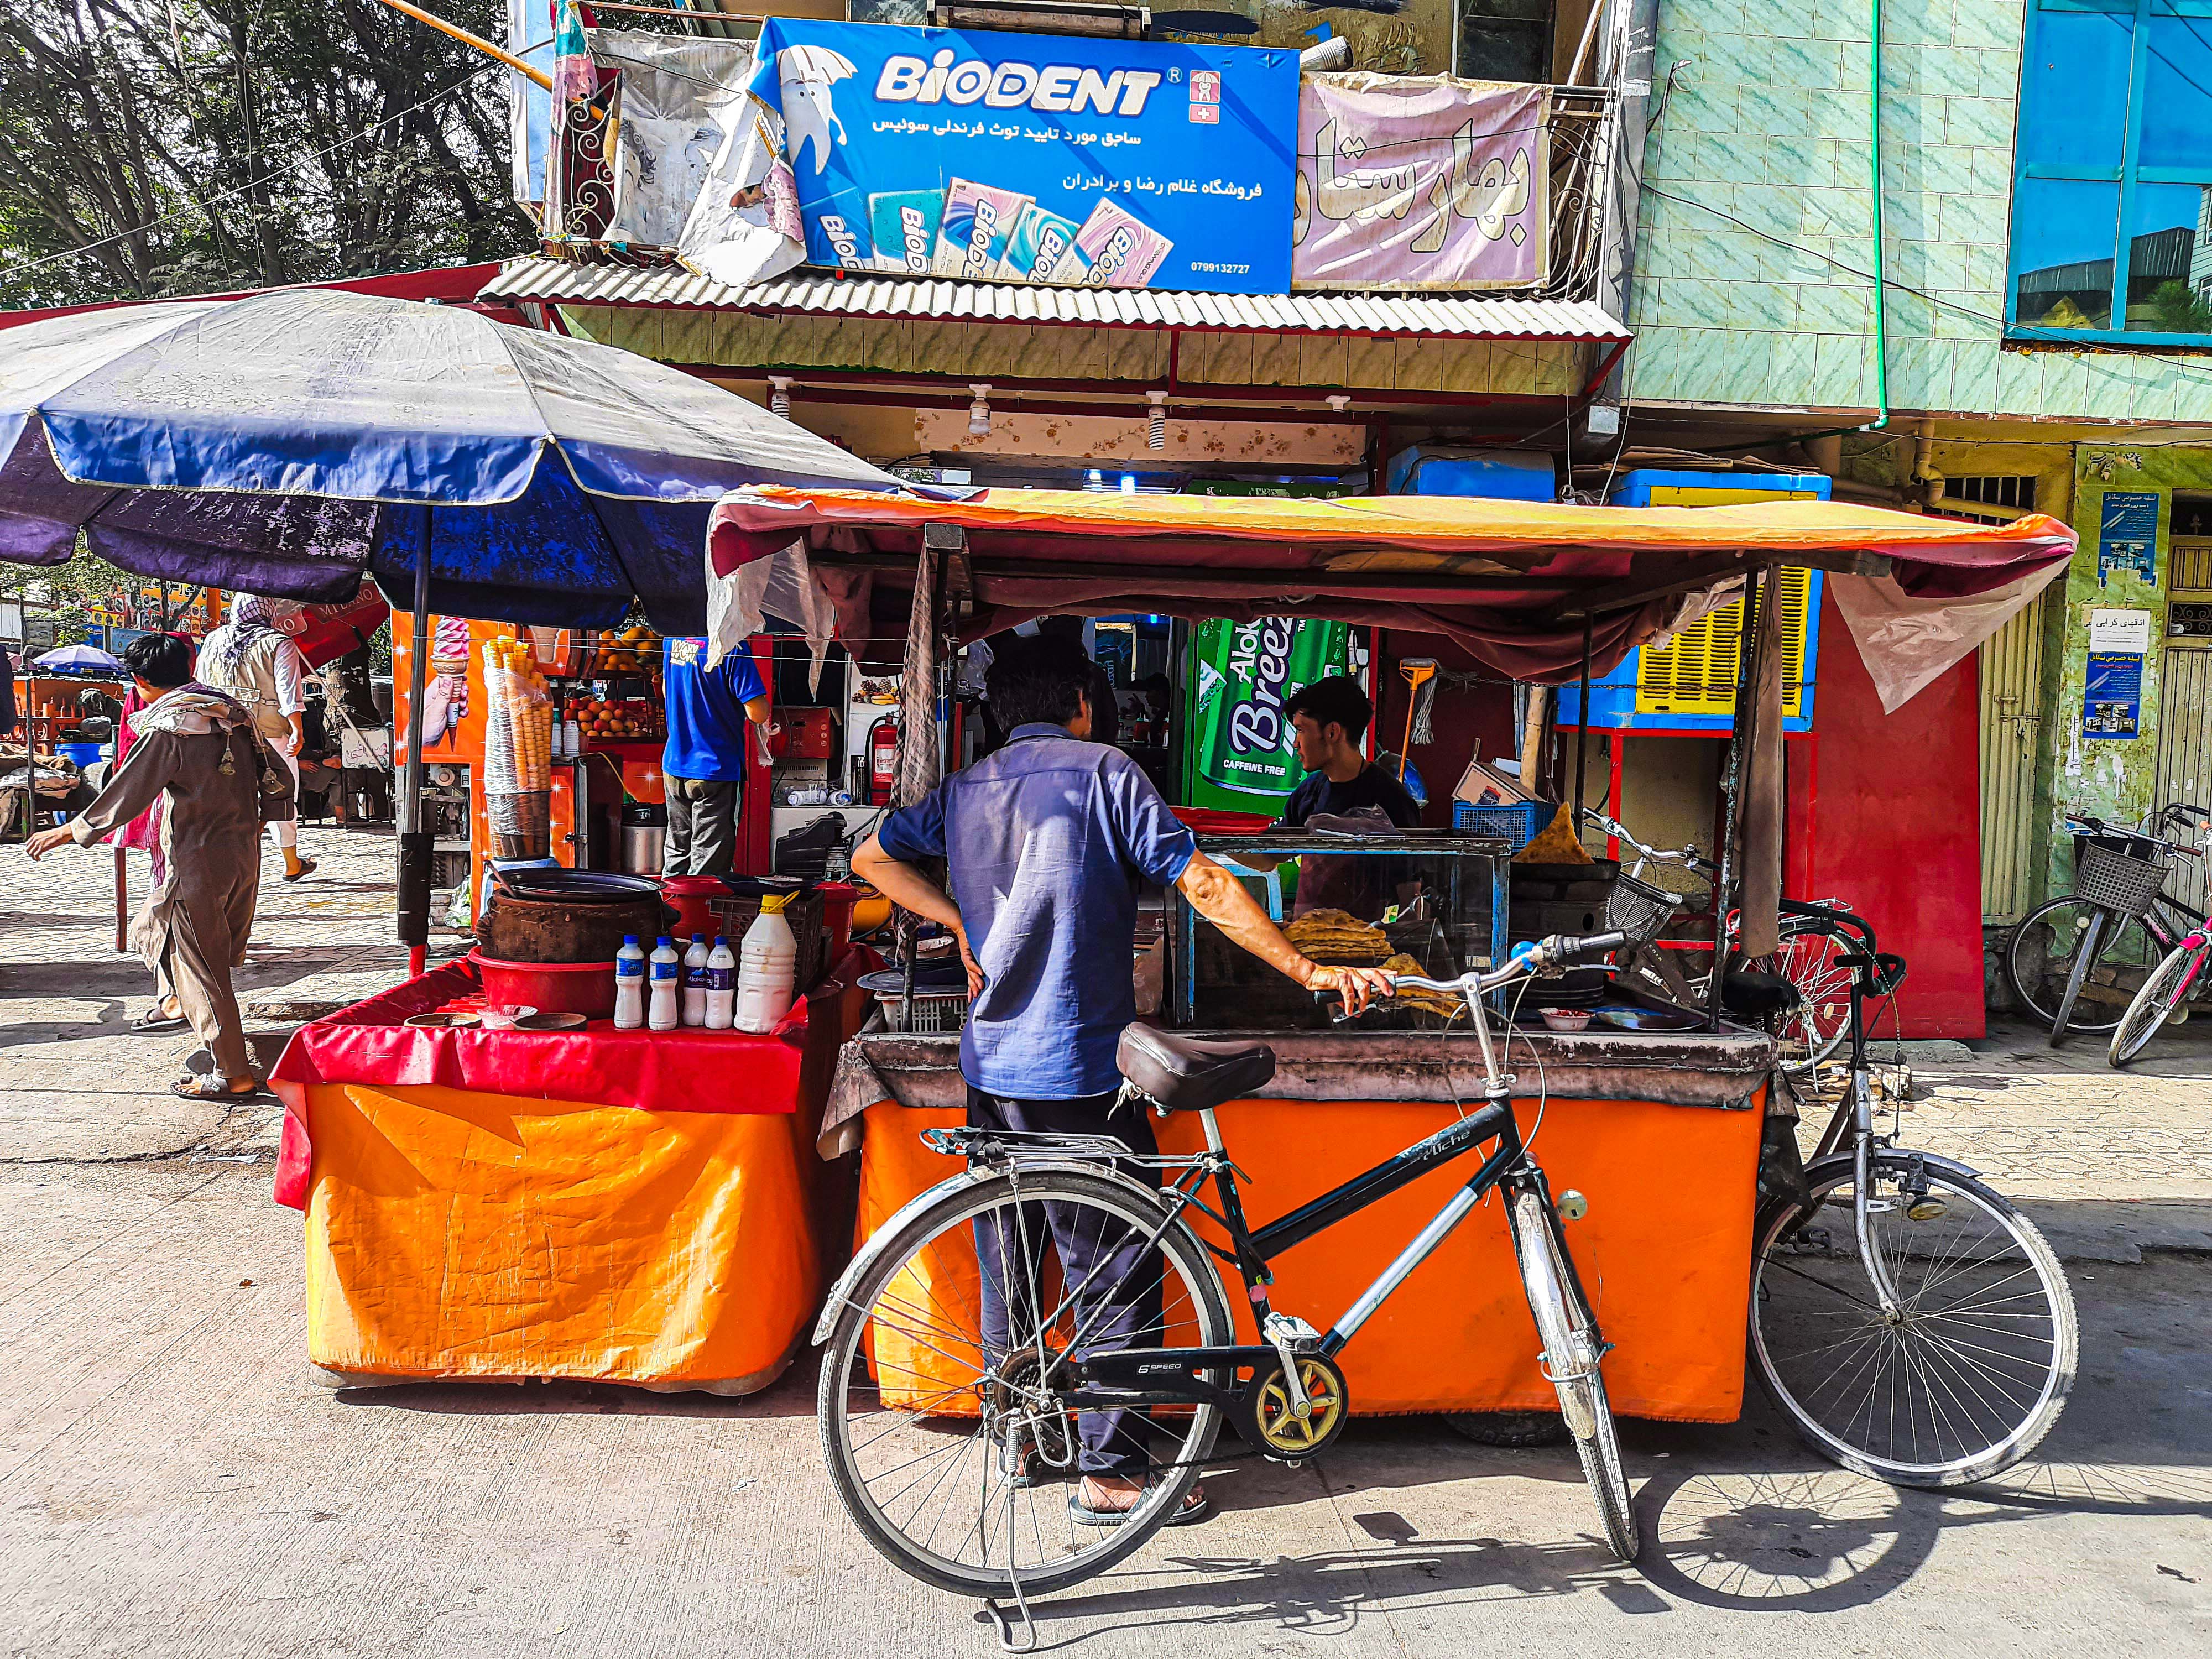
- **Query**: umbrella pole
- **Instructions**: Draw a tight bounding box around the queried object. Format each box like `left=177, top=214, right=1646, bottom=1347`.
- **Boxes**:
left=397, top=552, right=433, bottom=980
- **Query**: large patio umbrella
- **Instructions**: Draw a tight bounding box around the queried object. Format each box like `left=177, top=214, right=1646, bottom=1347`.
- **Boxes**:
left=0, top=285, right=901, bottom=630
left=0, top=285, right=906, bottom=960
left=32, top=642, right=127, bottom=675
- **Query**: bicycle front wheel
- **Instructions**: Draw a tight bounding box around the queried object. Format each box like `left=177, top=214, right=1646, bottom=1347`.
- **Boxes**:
left=2109, top=942, right=2203, bottom=1066
left=817, top=1167, right=1232, bottom=1599
left=2004, top=898, right=2160, bottom=1035
left=1751, top=1153, right=2077, bottom=1488
left=1510, top=1190, right=1637, bottom=1559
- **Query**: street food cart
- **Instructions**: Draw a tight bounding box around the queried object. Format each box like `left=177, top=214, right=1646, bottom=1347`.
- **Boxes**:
left=705, top=484, right=2077, bottom=1422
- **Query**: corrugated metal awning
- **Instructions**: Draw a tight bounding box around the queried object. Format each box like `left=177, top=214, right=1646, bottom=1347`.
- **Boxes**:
left=478, top=257, right=1630, bottom=343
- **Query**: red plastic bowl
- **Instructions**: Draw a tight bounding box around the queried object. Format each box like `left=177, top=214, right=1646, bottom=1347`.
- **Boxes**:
left=467, top=948, right=618, bottom=1020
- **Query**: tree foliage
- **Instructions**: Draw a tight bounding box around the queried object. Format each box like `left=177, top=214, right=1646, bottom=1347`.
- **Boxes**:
left=0, top=0, right=534, bottom=307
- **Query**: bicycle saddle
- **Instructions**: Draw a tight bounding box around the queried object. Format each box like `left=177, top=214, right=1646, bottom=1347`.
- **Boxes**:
left=1721, top=968, right=1799, bottom=1016
left=1116, top=1025, right=1277, bottom=1113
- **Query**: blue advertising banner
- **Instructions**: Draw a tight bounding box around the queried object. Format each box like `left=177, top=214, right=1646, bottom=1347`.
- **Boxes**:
left=745, top=20, right=1297, bottom=294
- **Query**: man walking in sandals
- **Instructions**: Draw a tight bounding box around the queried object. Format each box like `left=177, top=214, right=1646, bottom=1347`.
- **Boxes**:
left=24, top=633, right=295, bottom=1101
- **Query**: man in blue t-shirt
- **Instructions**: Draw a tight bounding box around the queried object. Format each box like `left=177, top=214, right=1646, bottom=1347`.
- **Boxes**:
left=660, top=636, right=769, bottom=875
left=853, top=634, right=1390, bottom=1530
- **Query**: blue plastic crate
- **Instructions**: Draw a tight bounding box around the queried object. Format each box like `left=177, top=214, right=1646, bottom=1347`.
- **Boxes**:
left=1453, top=798, right=1547, bottom=851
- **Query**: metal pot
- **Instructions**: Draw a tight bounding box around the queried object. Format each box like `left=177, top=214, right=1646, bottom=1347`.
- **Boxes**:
left=621, top=802, right=667, bottom=876
left=480, top=890, right=669, bottom=963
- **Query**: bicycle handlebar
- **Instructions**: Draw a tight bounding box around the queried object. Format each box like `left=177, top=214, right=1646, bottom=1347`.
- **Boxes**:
left=1313, top=931, right=1631, bottom=1015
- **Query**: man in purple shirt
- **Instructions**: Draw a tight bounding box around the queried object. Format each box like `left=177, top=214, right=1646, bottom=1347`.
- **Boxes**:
left=854, top=634, right=1389, bottom=1528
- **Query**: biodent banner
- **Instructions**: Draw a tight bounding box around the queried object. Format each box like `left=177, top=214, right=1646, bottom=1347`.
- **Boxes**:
left=1292, top=73, right=1550, bottom=291
left=691, top=19, right=1297, bottom=295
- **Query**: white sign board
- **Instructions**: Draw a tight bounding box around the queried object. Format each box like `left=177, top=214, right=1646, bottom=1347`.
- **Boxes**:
left=2089, top=608, right=2152, bottom=653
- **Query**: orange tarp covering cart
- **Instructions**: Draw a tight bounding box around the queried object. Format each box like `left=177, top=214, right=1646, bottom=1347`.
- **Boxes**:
left=825, top=1029, right=1772, bottom=1423
left=272, top=952, right=877, bottom=1394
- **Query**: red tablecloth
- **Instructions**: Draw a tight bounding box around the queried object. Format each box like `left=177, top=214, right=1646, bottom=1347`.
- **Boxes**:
left=270, top=947, right=880, bottom=1209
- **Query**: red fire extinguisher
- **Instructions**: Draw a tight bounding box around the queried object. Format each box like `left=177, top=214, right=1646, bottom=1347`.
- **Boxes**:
left=868, top=714, right=900, bottom=806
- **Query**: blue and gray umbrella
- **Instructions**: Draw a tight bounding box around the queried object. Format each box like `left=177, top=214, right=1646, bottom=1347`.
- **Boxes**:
left=0, top=284, right=902, bottom=632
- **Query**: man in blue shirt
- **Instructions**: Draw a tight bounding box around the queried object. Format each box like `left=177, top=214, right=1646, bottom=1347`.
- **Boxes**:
left=660, top=636, right=769, bottom=875
left=853, top=634, right=1389, bottom=1528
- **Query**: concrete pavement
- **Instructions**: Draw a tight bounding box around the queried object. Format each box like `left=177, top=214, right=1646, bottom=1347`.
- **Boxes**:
left=2, top=825, right=2208, bottom=1655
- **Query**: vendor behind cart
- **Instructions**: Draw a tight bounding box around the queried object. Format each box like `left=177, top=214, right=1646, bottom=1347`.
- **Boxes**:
left=1241, top=675, right=1420, bottom=919
left=661, top=636, right=771, bottom=875
left=852, top=633, right=1391, bottom=1530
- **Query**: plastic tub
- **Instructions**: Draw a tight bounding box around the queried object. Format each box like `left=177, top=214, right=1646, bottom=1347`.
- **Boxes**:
left=58, top=741, right=105, bottom=769
left=467, top=948, right=618, bottom=1020
left=661, top=875, right=724, bottom=943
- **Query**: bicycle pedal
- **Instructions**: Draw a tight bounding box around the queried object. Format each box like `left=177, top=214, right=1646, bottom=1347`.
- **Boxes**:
left=1262, top=1313, right=1322, bottom=1354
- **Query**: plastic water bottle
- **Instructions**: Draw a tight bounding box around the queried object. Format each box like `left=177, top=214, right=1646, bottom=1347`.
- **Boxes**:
left=613, top=935, right=647, bottom=1031
left=734, top=896, right=798, bottom=1034
left=648, top=935, right=682, bottom=1031
left=704, top=935, right=736, bottom=1030
left=682, top=933, right=712, bottom=1026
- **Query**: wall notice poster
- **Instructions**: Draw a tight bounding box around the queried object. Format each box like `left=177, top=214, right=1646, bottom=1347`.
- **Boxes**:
left=679, top=19, right=1297, bottom=294
left=2097, top=491, right=2160, bottom=587
left=1292, top=72, right=1549, bottom=291
left=2083, top=651, right=2143, bottom=739
left=1182, top=617, right=1355, bottom=812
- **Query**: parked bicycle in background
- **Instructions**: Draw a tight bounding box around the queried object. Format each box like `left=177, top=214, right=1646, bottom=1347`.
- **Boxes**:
left=1580, top=809, right=1867, bottom=1079
left=2001, top=805, right=2210, bottom=1046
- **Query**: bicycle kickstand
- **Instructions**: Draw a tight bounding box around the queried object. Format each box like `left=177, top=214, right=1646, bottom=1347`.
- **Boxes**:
left=983, top=1480, right=1040, bottom=1653
left=983, top=1584, right=1038, bottom=1654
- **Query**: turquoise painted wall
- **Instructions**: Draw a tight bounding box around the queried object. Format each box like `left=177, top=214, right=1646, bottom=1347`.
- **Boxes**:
left=1627, top=0, right=2212, bottom=421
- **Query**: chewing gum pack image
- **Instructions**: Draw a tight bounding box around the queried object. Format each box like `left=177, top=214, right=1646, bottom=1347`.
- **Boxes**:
left=1046, top=199, right=1174, bottom=289
left=999, top=204, right=1084, bottom=285
left=867, top=189, right=946, bottom=275
left=932, top=180, right=1034, bottom=280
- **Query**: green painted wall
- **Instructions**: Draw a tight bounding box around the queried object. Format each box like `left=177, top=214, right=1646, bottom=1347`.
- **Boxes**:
left=1629, top=0, right=2212, bottom=422
left=2038, top=445, right=2212, bottom=893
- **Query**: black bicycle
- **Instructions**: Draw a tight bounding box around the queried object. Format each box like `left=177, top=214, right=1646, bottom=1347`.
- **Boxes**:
left=2002, top=804, right=2209, bottom=1042
left=814, top=931, right=1638, bottom=1624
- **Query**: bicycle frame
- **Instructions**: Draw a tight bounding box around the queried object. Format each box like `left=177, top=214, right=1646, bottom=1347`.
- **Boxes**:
left=1046, top=957, right=1605, bottom=1417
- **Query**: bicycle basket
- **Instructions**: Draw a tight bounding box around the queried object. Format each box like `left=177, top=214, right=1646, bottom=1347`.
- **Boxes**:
left=2074, top=837, right=2173, bottom=917
left=1604, top=873, right=1682, bottom=949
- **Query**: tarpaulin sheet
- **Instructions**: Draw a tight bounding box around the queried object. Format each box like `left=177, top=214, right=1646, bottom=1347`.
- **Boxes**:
left=275, top=956, right=875, bottom=1394
left=270, top=947, right=880, bottom=1209
left=707, top=484, right=2079, bottom=683
left=854, top=1089, right=1763, bottom=1422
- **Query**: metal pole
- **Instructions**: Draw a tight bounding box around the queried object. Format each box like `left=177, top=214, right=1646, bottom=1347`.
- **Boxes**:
left=1572, top=612, right=1594, bottom=836
left=1708, top=567, right=1768, bottom=1026
left=114, top=846, right=128, bottom=953
left=396, top=544, right=433, bottom=979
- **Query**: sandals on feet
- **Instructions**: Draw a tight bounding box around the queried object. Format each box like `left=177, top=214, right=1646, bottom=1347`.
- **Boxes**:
left=1068, top=1482, right=1212, bottom=1528
left=171, top=1074, right=262, bottom=1100
left=281, top=857, right=319, bottom=883
left=131, top=1008, right=189, bottom=1034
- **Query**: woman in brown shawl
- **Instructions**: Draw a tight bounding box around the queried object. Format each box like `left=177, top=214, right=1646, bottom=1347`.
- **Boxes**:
left=25, top=633, right=294, bottom=1098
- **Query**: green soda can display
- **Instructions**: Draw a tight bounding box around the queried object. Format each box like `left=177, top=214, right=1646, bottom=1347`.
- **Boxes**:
left=1182, top=617, right=1355, bottom=812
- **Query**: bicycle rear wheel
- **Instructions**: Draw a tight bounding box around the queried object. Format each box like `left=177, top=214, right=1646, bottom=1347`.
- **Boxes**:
left=1759, top=923, right=1855, bottom=1076
left=1509, top=1190, right=1636, bottom=1560
left=2108, top=942, right=2203, bottom=1066
left=2003, top=898, right=2160, bottom=1036
left=1750, top=1153, right=2076, bottom=1487
left=817, top=1167, right=1231, bottom=1599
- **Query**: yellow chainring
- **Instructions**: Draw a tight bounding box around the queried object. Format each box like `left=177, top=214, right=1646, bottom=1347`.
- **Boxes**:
left=1253, top=1357, right=1347, bottom=1457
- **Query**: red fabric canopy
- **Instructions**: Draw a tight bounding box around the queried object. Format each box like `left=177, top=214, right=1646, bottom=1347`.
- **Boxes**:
left=706, top=487, right=2078, bottom=681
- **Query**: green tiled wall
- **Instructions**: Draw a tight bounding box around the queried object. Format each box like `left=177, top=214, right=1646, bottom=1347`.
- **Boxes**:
left=1628, top=0, right=2212, bottom=421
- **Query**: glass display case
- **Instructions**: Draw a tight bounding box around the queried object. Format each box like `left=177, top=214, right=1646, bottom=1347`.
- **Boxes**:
left=1168, top=831, right=1512, bottom=1029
